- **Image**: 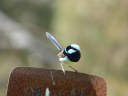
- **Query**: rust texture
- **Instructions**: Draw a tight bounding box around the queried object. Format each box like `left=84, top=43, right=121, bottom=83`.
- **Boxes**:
left=7, top=67, right=106, bottom=96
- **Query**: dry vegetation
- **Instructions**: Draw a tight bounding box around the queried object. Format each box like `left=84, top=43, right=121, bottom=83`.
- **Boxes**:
left=0, top=0, right=128, bottom=96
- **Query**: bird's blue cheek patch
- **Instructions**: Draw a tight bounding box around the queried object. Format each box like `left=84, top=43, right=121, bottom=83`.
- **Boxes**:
left=68, top=49, right=76, bottom=54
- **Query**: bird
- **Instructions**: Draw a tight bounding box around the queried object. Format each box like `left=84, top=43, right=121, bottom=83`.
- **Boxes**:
left=45, top=32, right=81, bottom=74
left=58, top=44, right=81, bottom=62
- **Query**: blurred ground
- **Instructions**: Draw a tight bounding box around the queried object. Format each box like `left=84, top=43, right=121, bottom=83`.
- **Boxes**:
left=0, top=0, right=128, bottom=96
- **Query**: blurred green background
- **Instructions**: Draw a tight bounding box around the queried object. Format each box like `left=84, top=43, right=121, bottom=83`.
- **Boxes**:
left=0, top=0, right=128, bottom=96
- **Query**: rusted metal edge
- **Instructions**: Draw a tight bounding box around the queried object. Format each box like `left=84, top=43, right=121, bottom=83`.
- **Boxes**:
left=7, top=67, right=106, bottom=96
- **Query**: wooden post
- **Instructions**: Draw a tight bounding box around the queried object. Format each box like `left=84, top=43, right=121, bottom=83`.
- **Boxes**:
left=7, top=67, right=106, bottom=96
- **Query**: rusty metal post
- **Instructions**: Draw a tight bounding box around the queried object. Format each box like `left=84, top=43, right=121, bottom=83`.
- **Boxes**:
left=7, top=67, right=106, bottom=96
